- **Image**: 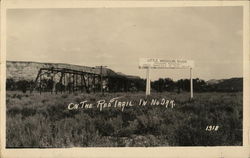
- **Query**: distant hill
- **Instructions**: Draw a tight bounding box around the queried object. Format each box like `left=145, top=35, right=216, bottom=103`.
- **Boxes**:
left=6, top=61, right=243, bottom=92
left=207, top=79, right=224, bottom=85
left=116, top=72, right=141, bottom=80
left=6, top=61, right=132, bottom=81
left=206, top=78, right=243, bottom=92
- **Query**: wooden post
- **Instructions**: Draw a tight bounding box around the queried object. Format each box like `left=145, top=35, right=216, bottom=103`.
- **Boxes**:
left=87, top=75, right=90, bottom=91
left=73, top=74, right=75, bottom=93
left=59, top=72, right=64, bottom=94
left=190, top=68, right=193, bottom=99
left=51, top=70, right=54, bottom=94
left=100, top=66, right=104, bottom=96
left=76, top=74, right=78, bottom=92
left=31, top=69, right=42, bottom=93
left=82, top=74, right=89, bottom=93
left=68, top=74, right=70, bottom=93
left=80, top=75, right=83, bottom=93
left=146, top=67, right=151, bottom=95
left=64, top=73, right=66, bottom=92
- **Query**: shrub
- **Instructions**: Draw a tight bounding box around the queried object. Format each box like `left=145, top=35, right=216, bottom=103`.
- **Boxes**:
left=6, top=91, right=243, bottom=147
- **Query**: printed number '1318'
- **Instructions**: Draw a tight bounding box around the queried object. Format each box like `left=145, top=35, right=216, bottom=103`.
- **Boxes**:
left=205, top=125, right=219, bottom=131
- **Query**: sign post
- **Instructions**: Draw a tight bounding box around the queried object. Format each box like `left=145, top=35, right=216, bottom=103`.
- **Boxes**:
left=139, top=58, right=195, bottom=98
left=146, top=67, right=151, bottom=95
left=190, top=68, right=193, bottom=99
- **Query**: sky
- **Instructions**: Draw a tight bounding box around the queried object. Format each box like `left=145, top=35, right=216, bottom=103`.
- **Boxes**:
left=6, top=7, right=243, bottom=81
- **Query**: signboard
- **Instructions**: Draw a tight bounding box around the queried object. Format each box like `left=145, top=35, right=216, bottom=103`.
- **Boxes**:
left=139, top=58, right=194, bottom=69
left=139, top=58, right=194, bottom=98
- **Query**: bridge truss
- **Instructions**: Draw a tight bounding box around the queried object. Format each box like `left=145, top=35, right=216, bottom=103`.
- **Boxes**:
left=31, top=67, right=140, bottom=94
left=31, top=67, right=102, bottom=94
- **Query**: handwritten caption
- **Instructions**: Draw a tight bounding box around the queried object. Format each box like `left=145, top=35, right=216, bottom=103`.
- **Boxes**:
left=68, top=97, right=175, bottom=112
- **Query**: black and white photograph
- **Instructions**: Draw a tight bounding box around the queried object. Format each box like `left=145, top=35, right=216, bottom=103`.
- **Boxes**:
left=1, top=1, right=250, bottom=157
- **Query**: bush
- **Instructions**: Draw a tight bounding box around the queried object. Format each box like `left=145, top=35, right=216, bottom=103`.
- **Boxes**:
left=6, top=91, right=243, bottom=147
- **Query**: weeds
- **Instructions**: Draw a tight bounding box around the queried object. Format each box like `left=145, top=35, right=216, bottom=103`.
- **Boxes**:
left=6, top=91, right=243, bottom=147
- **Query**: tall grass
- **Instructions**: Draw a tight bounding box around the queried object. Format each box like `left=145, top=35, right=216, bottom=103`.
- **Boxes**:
left=6, top=91, right=242, bottom=147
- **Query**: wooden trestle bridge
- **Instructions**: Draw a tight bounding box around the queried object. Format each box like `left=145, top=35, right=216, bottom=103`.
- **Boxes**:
left=31, top=67, right=142, bottom=94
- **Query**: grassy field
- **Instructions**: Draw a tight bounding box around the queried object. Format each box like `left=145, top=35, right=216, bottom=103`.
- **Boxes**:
left=6, top=91, right=243, bottom=147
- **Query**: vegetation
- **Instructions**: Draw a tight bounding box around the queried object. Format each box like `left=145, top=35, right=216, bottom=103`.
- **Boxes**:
left=6, top=77, right=243, bottom=94
left=6, top=91, right=242, bottom=147
left=151, top=77, right=243, bottom=92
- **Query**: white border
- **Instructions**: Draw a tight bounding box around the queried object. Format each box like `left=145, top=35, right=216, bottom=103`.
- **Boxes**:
left=1, top=1, right=249, bottom=158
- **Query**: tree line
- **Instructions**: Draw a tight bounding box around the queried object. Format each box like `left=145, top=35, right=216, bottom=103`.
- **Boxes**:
left=151, top=77, right=242, bottom=92
left=6, top=77, right=242, bottom=93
